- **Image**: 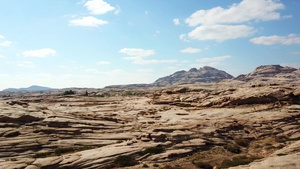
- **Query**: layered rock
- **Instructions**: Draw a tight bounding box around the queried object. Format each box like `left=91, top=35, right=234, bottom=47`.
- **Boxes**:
left=0, top=65, right=299, bottom=169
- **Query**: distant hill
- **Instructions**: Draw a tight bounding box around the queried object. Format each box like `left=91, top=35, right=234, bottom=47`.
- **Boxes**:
left=104, top=66, right=234, bottom=88
left=152, top=66, right=234, bottom=86
left=3, top=85, right=53, bottom=92
left=235, top=65, right=298, bottom=81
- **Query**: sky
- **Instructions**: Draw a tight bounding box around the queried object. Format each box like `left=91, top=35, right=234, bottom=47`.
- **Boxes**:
left=0, top=0, right=300, bottom=90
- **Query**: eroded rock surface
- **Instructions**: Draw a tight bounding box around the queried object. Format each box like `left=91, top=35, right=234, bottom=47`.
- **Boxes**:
left=0, top=77, right=300, bottom=168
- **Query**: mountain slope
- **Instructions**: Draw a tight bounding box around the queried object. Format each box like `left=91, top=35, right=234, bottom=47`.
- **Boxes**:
left=153, top=66, right=234, bottom=86
left=235, top=65, right=298, bottom=81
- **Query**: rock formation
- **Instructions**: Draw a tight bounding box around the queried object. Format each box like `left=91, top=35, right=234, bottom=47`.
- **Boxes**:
left=235, top=65, right=298, bottom=81
left=153, top=66, right=234, bottom=86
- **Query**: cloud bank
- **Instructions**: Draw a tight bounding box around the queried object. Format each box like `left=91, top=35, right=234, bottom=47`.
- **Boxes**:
left=250, top=34, right=300, bottom=45
left=183, top=0, right=284, bottom=42
left=22, top=48, right=56, bottom=58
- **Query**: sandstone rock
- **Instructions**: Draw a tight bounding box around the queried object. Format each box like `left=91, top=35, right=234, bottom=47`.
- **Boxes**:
left=151, top=132, right=167, bottom=142
left=145, top=149, right=193, bottom=162
left=172, top=139, right=206, bottom=149
left=32, top=156, right=63, bottom=167
left=25, top=165, right=40, bottom=169
left=2, top=130, right=20, bottom=138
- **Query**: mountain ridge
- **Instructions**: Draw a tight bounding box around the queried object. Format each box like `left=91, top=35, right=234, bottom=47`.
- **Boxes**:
left=3, top=65, right=299, bottom=91
left=104, top=66, right=234, bottom=89
left=105, top=65, right=299, bottom=89
left=153, top=66, right=234, bottom=86
left=235, top=65, right=299, bottom=81
left=3, top=85, right=53, bottom=92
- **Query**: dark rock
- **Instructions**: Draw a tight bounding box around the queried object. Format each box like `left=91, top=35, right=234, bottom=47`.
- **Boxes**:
left=0, top=115, right=43, bottom=124
left=189, top=68, right=198, bottom=72
left=2, top=131, right=21, bottom=137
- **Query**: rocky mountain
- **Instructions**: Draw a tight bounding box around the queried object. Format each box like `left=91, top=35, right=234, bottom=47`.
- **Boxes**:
left=3, top=85, right=53, bottom=92
left=235, top=65, right=298, bottom=81
left=153, top=66, right=234, bottom=86
left=104, top=65, right=299, bottom=89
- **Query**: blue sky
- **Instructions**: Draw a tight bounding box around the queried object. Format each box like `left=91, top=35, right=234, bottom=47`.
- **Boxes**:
left=0, top=0, right=300, bottom=90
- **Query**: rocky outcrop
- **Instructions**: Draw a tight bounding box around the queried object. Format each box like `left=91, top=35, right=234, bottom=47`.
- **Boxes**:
left=235, top=65, right=297, bottom=81
left=151, top=81, right=300, bottom=108
left=153, top=66, right=234, bottom=86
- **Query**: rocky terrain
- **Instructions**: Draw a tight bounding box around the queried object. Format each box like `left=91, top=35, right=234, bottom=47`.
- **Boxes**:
left=0, top=65, right=300, bottom=169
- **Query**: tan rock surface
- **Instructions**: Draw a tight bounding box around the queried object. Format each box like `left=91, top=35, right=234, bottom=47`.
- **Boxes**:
left=0, top=78, right=299, bottom=168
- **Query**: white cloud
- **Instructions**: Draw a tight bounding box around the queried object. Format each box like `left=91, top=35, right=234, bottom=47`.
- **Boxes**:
left=119, top=48, right=176, bottom=65
left=0, top=41, right=12, bottom=47
left=196, top=55, right=232, bottom=63
left=119, top=48, right=155, bottom=57
left=185, top=0, right=284, bottom=26
left=250, top=34, right=300, bottom=45
left=84, top=0, right=115, bottom=15
left=181, top=47, right=202, bottom=54
left=179, top=34, right=190, bottom=42
left=96, top=61, right=110, bottom=65
left=114, top=4, right=121, bottom=15
left=173, top=18, right=180, bottom=25
left=188, top=24, right=254, bottom=42
left=69, top=16, right=108, bottom=27
left=0, top=54, right=5, bottom=58
left=0, top=35, right=4, bottom=39
left=22, top=48, right=56, bottom=58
